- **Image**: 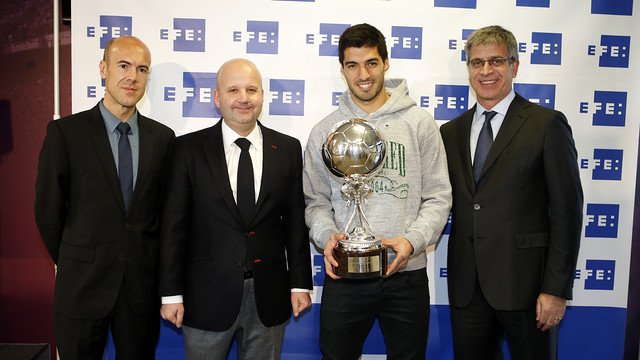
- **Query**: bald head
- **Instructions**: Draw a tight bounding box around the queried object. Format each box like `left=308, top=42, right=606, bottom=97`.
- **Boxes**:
left=103, top=36, right=151, bottom=65
left=216, top=58, right=262, bottom=91
left=99, top=35, right=152, bottom=120
left=214, top=58, right=264, bottom=136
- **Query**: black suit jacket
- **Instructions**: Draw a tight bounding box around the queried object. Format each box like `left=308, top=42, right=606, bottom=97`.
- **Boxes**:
left=159, top=119, right=312, bottom=331
left=35, top=103, right=175, bottom=318
left=440, top=94, right=583, bottom=310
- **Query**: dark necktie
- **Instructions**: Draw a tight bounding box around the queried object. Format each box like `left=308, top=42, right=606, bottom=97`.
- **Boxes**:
left=473, top=110, right=498, bottom=183
left=235, top=138, right=255, bottom=225
left=116, top=122, right=133, bottom=212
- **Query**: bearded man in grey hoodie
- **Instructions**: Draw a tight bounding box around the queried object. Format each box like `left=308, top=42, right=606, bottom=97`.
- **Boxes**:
left=303, top=23, right=452, bottom=360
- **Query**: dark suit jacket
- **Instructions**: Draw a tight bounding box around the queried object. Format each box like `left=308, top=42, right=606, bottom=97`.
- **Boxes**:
left=158, top=119, right=312, bottom=331
left=35, top=103, right=175, bottom=319
left=440, top=94, right=583, bottom=310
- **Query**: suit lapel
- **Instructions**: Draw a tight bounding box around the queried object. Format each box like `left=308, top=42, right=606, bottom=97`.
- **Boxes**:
left=87, top=105, right=126, bottom=213
left=457, top=107, right=476, bottom=193
left=129, top=115, right=154, bottom=216
left=203, top=121, right=245, bottom=226
left=479, top=95, right=530, bottom=180
left=255, top=122, right=278, bottom=216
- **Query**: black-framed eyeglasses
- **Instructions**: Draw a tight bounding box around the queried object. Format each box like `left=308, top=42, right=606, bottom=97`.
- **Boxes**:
left=467, top=56, right=515, bottom=69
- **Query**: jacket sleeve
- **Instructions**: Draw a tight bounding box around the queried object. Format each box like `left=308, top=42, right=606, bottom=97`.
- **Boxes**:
left=284, top=139, right=313, bottom=290
left=541, top=111, right=583, bottom=299
left=34, top=120, right=70, bottom=264
left=158, top=138, right=191, bottom=297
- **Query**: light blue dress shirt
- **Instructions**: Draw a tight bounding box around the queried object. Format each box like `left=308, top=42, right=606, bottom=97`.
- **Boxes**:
left=99, top=101, right=140, bottom=186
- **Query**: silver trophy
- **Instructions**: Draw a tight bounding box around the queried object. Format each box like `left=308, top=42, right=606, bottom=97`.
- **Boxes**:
left=322, top=118, right=387, bottom=279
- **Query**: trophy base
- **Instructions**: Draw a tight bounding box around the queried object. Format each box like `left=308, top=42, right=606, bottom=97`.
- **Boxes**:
left=334, top=246, right=387, bottom=279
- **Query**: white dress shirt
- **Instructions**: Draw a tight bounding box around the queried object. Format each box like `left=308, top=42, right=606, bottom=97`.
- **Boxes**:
left=222, top=120, right=263, bottom=204
left=469, top=90, right=516, bottom=165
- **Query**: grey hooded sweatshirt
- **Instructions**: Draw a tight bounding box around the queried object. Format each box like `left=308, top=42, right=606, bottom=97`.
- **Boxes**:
left=303, top=78, right=452, bottom=272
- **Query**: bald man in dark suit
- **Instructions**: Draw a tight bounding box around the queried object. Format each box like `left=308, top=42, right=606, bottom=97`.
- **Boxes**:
left=35, top=36, right=175, bottom=359
left=159, top=59, right=312, bottom=360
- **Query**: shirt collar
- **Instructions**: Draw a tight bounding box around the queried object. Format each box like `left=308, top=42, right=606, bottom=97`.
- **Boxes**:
left=99, top=100, right=139, bottom=134
left=221, top=119, right=262, bottom=150
left=475, top=89, right=516, bottom=118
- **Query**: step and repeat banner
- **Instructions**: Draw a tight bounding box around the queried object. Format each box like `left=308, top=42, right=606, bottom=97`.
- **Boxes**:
left=71, top=0, right=638, bottom=358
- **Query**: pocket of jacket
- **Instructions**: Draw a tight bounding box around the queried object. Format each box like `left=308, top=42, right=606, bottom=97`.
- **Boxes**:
left=59, top=242, right=95, bottom=263
left=515, top=232, right=549, bottom=248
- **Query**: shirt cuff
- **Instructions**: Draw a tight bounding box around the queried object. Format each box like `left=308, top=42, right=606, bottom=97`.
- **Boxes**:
left=291, top=288, right=310, bottom=293
left=161, top=295, right=183, bottom=304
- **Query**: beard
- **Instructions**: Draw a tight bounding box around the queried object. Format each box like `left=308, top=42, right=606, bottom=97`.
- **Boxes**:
left=348, top=79, right=385, bottom=103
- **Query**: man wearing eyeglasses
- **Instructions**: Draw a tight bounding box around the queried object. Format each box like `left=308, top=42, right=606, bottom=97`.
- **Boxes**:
left=440, top=25, right=583, bottom=359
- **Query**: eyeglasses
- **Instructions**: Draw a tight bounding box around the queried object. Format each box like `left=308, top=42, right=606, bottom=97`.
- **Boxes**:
left=467, top=57, right=514, bottom=69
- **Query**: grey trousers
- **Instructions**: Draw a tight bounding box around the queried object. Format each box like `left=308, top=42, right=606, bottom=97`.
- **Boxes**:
left=182, top=279, right=286, bottom=360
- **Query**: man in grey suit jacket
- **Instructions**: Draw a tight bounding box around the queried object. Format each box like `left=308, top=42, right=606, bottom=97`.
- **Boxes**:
left=440, top=25, right=583, bottom=360
left=35, top=36, right=175, bottom=359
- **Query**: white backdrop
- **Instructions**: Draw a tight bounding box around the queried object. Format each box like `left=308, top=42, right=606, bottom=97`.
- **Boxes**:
left=71, top=0, right=639, bottom=358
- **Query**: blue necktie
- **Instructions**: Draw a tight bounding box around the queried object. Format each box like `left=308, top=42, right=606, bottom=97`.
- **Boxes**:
left=235, top=138, right=255, bottom=225
left=473, top=110, right=498, bottom=183
left=116, top=122, right=133, bottom=212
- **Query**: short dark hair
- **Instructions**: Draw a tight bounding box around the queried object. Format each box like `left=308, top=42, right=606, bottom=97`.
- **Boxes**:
left=338, top=23, right=388, bottom=65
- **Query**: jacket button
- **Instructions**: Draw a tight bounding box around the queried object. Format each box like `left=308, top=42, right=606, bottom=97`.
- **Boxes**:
left=474, top=204, right=481, bottom=211
left=118, top=253, right=125, bottom=262
left=123, top=223, right=130, bottom=229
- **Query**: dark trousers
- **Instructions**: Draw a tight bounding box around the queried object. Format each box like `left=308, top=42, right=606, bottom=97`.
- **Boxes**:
left=450, top=279, right=557, bottom=360
left=319, top=268, right=430, bottom=360
left=55, top=281, right=159, bottom=360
